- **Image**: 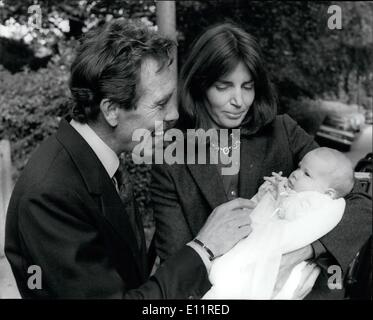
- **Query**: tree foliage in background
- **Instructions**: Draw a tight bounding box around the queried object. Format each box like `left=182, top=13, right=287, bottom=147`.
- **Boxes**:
left=2, top=0, right=371, bottom=103
left=0, top=39, right=74, bottom=173
left=176, top=1, right=373, bottom=108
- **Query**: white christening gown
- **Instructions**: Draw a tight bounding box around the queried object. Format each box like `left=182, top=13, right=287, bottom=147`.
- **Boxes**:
left=202, top=190, right=345, bottom=299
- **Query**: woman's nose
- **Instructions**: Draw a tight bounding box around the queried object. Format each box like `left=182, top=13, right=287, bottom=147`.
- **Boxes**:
left=230, top=88, right=243, bottom=108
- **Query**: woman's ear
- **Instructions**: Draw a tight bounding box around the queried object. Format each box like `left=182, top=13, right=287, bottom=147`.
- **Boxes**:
left=99, top=99, right=119, bottom=127
left=325, top=188, right=337, bottom=199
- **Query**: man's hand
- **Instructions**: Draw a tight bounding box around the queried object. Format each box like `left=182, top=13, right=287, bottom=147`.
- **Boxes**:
left=273, top=245, right=314, bottom=297
left=196, top=198, right=255, bottom=258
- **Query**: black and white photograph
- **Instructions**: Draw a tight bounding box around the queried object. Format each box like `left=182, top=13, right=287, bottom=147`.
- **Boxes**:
left=0, top=0, right=372, bottom=307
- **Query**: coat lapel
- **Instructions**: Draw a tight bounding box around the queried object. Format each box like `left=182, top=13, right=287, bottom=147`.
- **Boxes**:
left=186, top=134, right=268, bottom=208
left=239, top=135, right=268, bottom=199
left=186, top=163, right=227, bottom=236
left=184, top=133, right=268, bottom=236
left=56, top=119, right=145, bottom=278
left=187, top=163, right=228, bottom=210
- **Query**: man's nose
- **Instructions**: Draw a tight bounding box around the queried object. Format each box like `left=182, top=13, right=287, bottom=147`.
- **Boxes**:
left=165, top=101, right=179, bottom=122
left=231, top=88, right=243, bottom=108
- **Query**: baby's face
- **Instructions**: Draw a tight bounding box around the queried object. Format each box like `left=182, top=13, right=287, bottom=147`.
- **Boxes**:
left=288, top=151, right=334, bottom=193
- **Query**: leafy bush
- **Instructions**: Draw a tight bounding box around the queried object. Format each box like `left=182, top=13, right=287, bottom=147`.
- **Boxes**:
left=0, top=62, right=70, bottom=175
left=122, top=153, right=153, bottom=226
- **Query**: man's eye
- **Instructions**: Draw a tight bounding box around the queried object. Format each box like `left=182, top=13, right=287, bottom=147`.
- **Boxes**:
left=157, top=102, right=167, bottom=109
left=305, top=172, right=310, bottom=177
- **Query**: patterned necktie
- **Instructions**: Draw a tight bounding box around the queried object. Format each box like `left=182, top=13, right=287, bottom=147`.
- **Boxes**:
left=113, top=166, right=142, bottom=248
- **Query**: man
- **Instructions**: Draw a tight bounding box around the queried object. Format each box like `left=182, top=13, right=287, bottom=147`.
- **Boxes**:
left=5, top=19, right=253, bottom=298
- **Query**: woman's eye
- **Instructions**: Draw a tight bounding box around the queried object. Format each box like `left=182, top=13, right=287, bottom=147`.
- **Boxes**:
left=243, top=84, right=254, bottom=90
left=305, top=172, right=310, bottom=177
left=215, top=84, right=228, bottom=91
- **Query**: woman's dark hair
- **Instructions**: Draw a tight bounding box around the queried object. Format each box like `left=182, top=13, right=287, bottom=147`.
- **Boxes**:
left=69, top=19, right=176, bottom=123
left=178, top=23, right=277, bottom=133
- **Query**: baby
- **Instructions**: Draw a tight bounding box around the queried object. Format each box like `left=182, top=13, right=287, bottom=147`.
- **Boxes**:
left=203, top=147, right=354, bottom=300
left=259, top=146, right=354, bottom=202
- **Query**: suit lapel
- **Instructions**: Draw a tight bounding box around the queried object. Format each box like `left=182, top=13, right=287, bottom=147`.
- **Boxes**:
left=239, top=135, right=268, bottom=199
left=56, top=119, right=145, bottom=278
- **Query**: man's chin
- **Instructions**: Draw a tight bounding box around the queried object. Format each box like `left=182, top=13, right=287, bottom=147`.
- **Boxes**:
left=131, top=150, right=153, bottom=164
left=131, top=143, right=165, bottom=164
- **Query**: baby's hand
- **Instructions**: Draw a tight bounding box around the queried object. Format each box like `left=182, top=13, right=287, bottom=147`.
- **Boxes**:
left=271, top=172, right=288, bottom=184
left=263, top=172, right=289, bottom=199
left=257, top=180, right=276, bottom=199
left=277, top=178, right=291, bottom=196
left=264, top=171, right=285, bottom=184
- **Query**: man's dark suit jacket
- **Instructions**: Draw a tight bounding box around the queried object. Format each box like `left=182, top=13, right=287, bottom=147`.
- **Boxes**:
left=5, top=119, right=210, bottom=298
left=151, top=114, right=372, bottom=300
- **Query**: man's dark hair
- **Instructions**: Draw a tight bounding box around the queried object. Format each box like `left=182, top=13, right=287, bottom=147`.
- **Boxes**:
left=69, top=19, right=176, bottom=123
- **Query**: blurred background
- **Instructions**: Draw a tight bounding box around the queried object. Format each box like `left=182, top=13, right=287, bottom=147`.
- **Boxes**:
left=0, top=0, right=372, bottom=298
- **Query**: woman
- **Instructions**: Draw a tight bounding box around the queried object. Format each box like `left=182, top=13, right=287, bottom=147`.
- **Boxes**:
left=150, top=23, right=372, bottom=299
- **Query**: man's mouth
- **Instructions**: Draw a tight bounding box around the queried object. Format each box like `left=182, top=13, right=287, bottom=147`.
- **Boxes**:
left=151, top=130, right=164, bottom=137
left=151, top=121, right=176, bottom=138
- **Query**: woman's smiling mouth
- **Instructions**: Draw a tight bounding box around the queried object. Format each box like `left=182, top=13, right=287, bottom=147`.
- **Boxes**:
left=224, top=111, right=246, bottom=119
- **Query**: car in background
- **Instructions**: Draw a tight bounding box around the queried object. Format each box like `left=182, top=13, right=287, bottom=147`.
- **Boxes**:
left=315, top=100, right=367, bottom=151
left=315, top=123, right=356, bottom=151
left=365, top=109, right=373, bottom=124
left=323, top=113, right=365, bottom=132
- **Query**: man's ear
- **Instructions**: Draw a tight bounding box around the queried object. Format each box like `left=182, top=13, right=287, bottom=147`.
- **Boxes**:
left=99, top=99, right=119, bottom=127
left=325, top=188, right=337, bottom=199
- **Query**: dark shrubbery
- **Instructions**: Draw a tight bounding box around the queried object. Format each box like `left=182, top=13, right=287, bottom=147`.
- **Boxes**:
left=0, top=62, right=70, bottom=175
left=122, top=153, right=153, bottom=225
left=0, top=37, right=53, bottom=73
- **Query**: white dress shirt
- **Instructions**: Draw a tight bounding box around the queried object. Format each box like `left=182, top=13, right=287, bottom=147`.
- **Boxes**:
left=70, top=119, right=119, bottom=179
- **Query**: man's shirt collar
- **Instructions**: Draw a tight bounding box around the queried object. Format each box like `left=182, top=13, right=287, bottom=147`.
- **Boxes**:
left=70, top=119, right=119, bottom=178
